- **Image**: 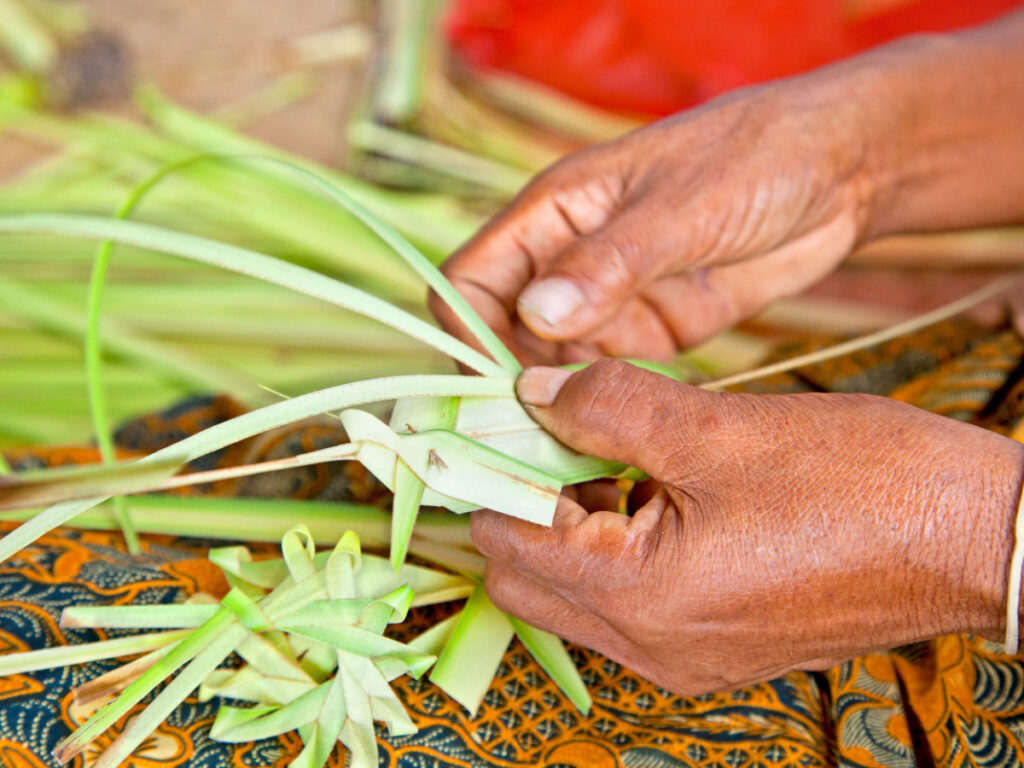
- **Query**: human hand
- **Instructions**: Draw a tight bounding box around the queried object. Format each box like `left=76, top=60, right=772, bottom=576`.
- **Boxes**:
left=433, top=78, right=877, bottom=365
left=434, top=13, right=1024, bottom=367
left=471, top=360, right=1024, bottom=694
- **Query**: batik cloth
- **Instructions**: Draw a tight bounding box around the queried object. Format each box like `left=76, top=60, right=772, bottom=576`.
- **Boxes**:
left=2, top=317, right=1023, bottom=768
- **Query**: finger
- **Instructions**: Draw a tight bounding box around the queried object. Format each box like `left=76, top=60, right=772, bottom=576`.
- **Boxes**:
left=516, top=204, right=670, bottom=342
left=505, top=297, right=678, bottom=368
left=515, top=358, right=732, bottom=476
left=434, top=159, right=620, bottom=321
left=510, top=320, right=565, bottom=366
left=643, top=213, right=857, bottom=347
left=628, top=478, right=663, bottom=512
left=432, top=176, right=623, bottom=365
left=475, top=491, right=676, bottom=598
left=587, top=296, right=678, bottom=361
left=470, top=495, right=588, bottom=567
left=572, top=480, right=622, bottom=513
left=483, top=560, right=613, bottom=647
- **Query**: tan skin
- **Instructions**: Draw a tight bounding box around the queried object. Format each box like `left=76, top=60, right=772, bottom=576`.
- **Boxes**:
left=431, top=10, right=1024, bottom=694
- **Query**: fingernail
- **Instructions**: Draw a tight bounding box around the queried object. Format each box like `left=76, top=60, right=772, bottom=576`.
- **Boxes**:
left=516, top=366, right=574, bottom=407
left=518, top=278, right=585, bottom=328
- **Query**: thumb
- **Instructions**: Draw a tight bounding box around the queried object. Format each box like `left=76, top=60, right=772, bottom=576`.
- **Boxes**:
left=516, top=210, right=660, bottom=341
left=516, top=359, right=727, bottom=477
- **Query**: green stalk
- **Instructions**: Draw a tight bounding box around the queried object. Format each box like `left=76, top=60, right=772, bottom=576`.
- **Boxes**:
left=0, top=0, right=57, bottom=72
left=0, top=458, right=181, bottom=511
left=86, top=623, right=249, bottom=768
left=62, top=604, right=220, bottom=630
left=390, top=462, right=426, bottom=570
left=211, top=687, right=329, bottom=743
left=0, top=630, right=188, bottom=676
left=74, top=645, right=177, bottom=706
left=349, top=120, right=529, bottom=196
left=0, top=374, right=513, bottom=562
left=511, top=619, right=591, bottom=714
left=85, top=157, right=206, bottom=454
left=429, top=585, right=513, bottom=714
left=87, top=237, right=133, bottom=550
left=371, top=0, right=440, bottom=124
left=387, top=395, right=458, bottom=568
left=402, top=538, right=485, bottom=580
left=0, top=214, right=506, bottom=376
left=82, top=154, right=293, bottom=553
left=0, top=274, right=256, bottom=397
left=266, top=161, right=521, bottom=375
left=53, top=607, right=237, bottom=762
left=0, top=495, right=472, bottom=548
left=100, top=152, right=518, bottom=374
left=0, top=98, right=474, bottom=291
left=136, top=87, right=481, bottom=253
left=468, top=70, right=642, bottom=145
left=0, top=412, right=87, bottom=445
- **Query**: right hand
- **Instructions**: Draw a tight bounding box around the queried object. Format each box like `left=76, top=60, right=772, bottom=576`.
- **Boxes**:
left=470, top=360, right=1023, bottom=694
left=432, top=75, right=880, bottom=366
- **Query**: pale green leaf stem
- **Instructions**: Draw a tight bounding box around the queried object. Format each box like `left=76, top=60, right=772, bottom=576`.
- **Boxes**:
left=73, top=645, right=176, bottom=706
left=61, top=604, right=219, bottom=630
left=0, top=630, right=188, bottom=676
left=85, top=156, right=220, bottom=553
left=0, top=374, right=513, bottom=562
left=0, top=458, right=181, bottom=512
left=81, top=623, right=249, bottom=768
left=429, top=585, right=514, bottom=714
left=511, top=619, right=591, bottom=714
left=53, top=607, right=237, bottom=762
left=0, top=214, right=505, bottom=376
left=388, top=395, right=458, bottom=569
left=0, top=495, right=474, bottom=550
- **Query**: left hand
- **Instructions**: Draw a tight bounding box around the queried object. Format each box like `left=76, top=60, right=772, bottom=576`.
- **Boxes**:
left=471, top=359, right=1023, bottom=695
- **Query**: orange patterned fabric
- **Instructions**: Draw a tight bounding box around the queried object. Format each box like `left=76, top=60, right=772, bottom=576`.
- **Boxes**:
left=2, top=317, right=1024, bottom=767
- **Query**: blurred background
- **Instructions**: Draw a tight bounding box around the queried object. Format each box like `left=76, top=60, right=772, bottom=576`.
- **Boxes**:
left=1, top=0, right=1023, bottom=450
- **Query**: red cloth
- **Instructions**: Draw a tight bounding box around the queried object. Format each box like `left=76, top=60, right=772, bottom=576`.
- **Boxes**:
left=445, top=0, right=1023, bottom=115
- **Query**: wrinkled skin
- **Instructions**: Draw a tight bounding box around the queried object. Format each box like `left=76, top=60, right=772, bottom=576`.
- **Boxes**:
left=431, top=16, right=1024, bottom=366
left=431, top=12, right=1024, bottom=694
left=472, top=361, right=1022, bottom=695
left=432, top=86, right=870, bottom=364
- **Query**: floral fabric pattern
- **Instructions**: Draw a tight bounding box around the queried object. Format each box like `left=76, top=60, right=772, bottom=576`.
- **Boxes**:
left=1, top=317, right=1022, bottom=767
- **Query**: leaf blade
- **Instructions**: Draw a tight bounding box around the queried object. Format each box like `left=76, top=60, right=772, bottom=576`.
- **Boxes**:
left=0, top=213, right=505, bottom=376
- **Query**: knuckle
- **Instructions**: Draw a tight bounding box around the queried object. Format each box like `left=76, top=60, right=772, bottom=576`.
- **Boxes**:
left=518, top=162, right=572, bottom=206
left=562, top=359, right=693, bottom=470
left=481, top=563, right=520, bottom=614
left=469, top=510, right=505, bottom=560
left=579, top=356, right=634, bottom=384
left=578, top=366, right=641, bottom=423
left=564, top=232, right=642, bottom=295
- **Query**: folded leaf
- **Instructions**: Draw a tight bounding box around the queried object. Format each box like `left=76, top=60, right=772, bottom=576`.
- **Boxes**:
left=341, top=409, right=561, bottom=525
left=429, top=585, right=514, bottom=714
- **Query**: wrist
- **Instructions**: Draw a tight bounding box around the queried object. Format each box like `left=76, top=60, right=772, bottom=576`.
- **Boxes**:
left=936, top=430, right=1024, bottom=642
left=839, top=13, right=1024, bottom=239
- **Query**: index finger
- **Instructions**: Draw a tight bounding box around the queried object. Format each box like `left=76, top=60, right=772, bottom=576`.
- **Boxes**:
left=470, top=495, right=587, bottom=569
left=430, top=167, right=620, bottom=352
left=471, top=494, right=642, bottom=587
